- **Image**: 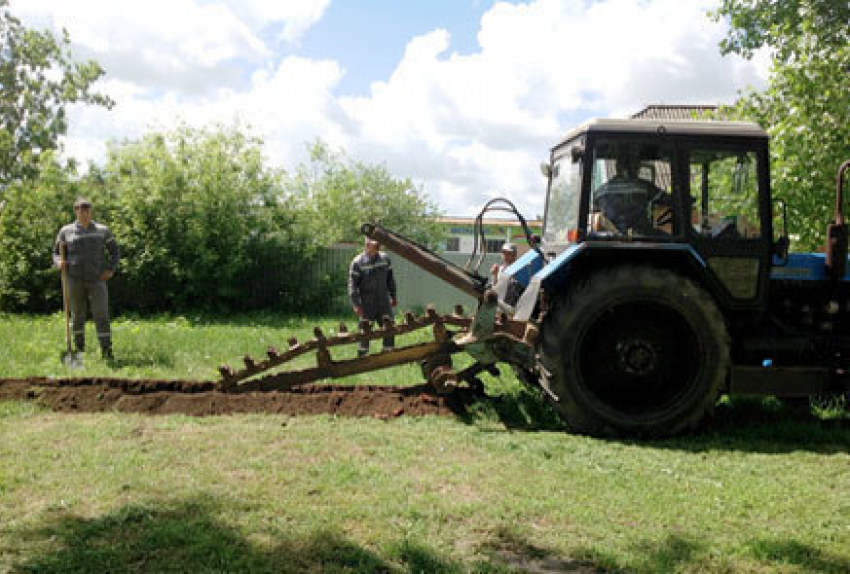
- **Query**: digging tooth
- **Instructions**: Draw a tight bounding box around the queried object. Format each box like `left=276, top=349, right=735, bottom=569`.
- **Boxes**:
left=425, top=306, right=438, bottom=321
left=219, top=365, right=235, bottom=379
left=287, top=337, right=298, bottom=348
left=404, top=312, right=416, bottom=325
left=313, top=327, right=326, bottom=341
left=432, top=312, right=447, bottom=343
left=267, top=347, right=280, bottom=360
left=338, top=322, right=348, bottom=334
left=316, top=345, right=332, bottom=369
left=359, top=319, right=372, bottom=334
left=454, top=304, right=465, bottom=317
left=243, top=356, right=256, bottom=370
left=524, top=324, right=539, bottom=344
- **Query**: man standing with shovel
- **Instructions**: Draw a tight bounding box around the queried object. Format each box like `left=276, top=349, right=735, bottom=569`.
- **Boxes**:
left=53, top=198, right=120, bottom=361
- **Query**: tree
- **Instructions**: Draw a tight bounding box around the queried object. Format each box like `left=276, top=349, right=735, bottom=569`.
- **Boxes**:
left=292, top=142, right=443, bottom=247
left=0, top=152, right=81, bottom=311
left=714, top=0, right=849, bottom=60
left=94, top=124, right=322, bottom=312
left=0, top=0, right=112, bottom=193
left=712, top=0, right=850, bottom=251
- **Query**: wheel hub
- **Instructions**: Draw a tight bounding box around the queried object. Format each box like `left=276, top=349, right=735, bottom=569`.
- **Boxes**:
left=616, top=339, right=657, bottom=376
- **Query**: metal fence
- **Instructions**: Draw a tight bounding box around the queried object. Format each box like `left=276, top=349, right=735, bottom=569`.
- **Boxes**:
left=317, top=246, right=500, bottom=315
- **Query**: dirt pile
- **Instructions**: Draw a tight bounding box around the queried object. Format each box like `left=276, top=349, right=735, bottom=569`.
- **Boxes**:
left=0, top=378, right=478, bottom=419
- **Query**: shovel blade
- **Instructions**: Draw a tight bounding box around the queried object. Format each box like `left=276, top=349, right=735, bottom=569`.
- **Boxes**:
left=62, top=351, right=84, bottom=369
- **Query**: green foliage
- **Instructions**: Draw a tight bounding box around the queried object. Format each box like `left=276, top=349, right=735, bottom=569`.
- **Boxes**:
left=293, top=141, right=443, bottom=247
left=93, top=124, right=325, bottom=312
left=0, top=0, right=113, bottom=191
left=713, top=0, right=850, bottom=251
left=0, top=153, right=80, bottom=311
left=0, top=123, right=445, bottom=314
left=713, top=0, right=850, bottom=60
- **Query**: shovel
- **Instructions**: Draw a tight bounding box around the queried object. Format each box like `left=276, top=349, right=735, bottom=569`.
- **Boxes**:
left=59, top=242, right=83, bottom=368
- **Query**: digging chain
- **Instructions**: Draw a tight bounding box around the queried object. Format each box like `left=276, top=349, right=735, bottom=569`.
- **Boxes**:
left=218, top=305, right=537, bottom=394
left=219, top=306, right=470, bottom=393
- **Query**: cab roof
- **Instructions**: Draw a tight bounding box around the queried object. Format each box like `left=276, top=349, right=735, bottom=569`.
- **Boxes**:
left=555, top=118, right=768, bottom=149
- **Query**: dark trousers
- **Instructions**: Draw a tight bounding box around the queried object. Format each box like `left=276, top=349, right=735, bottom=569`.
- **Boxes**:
left=67, top=278, right=111, bottom=352
left=357, top=313, right=395, bottom=356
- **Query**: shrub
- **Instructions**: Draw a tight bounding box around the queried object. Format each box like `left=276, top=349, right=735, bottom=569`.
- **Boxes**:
left=0, top=154, right=80, bottom=311
left=94, top=124, right=327, bottom=313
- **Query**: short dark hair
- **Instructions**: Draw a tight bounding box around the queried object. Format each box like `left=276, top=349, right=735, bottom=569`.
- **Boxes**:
left=74, top=197, right=92, bottom=209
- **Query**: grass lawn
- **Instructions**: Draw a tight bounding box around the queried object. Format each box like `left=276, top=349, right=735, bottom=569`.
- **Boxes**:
left=0, top=312, right=434, bottom=385
left=1, top=312, right=849, bottom=573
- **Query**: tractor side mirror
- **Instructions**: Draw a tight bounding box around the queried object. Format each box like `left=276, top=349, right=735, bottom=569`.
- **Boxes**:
left=540, top=162, right=551, bottom=178
left=772, top=199, right=790, bottom=266
left=732, top=154, right=752, bottom=195
left=571, top=145, right=584, bottom=163
left=774, top=236, right=790, bottom=262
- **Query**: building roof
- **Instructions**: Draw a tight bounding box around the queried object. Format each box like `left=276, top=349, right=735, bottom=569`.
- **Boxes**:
left=631, top=104, right=718, bottom=120
left=434, top=216, right=543, bottom=227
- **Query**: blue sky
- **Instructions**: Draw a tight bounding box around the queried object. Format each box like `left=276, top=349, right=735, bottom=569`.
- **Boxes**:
left=295, top=0, right=501, bottom=96
left=18, top=0, right=768, bottom=217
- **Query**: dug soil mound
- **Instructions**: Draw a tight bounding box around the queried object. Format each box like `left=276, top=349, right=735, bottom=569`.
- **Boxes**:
left=0, top=378, right=479, bottom=419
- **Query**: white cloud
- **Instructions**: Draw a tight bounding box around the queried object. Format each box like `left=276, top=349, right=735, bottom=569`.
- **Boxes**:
left=16, top=0, right=329, bottom=94
left=18, top=0, right=769, bottom=218
left=336, top=0, right=768, bottom=216
left=64, top=56, right=346, bottom=170
left=236, top=0, right=332, bottom=42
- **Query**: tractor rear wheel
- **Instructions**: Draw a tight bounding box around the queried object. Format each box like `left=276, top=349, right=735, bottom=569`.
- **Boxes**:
left=540, top=266, right=729, bottom=437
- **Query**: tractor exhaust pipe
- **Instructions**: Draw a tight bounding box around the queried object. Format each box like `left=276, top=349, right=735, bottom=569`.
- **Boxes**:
left=361, top=222, right=488, bottom=301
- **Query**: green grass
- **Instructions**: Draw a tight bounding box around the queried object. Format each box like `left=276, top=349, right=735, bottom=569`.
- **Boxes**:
left=0, top=311, right=435, bottom=385
left=1, top=312, right=849, bottom=573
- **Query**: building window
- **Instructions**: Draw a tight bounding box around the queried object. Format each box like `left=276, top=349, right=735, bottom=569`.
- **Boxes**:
left=445, top=237, right=460, bottom=252
left=485, top=239, right=503, bottom=253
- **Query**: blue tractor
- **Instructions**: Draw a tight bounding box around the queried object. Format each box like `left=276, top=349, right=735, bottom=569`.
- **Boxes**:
left=224, top=118, right=849, bottom=437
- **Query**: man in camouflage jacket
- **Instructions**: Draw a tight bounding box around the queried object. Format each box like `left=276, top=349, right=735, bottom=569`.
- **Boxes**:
left=348, top=237, right=397, bottom=356
left=53, top=198, right=120, bottom=358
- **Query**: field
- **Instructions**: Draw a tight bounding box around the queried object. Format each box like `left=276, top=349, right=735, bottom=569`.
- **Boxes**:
left=1, top=312, right=849, bottom=573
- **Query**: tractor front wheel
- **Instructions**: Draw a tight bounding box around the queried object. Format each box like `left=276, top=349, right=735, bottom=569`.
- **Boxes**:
left=540, top=266, right=729, bottom=437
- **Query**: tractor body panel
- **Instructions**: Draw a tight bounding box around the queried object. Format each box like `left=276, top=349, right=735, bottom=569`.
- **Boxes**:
left=771, top=252, right=850, bottom=282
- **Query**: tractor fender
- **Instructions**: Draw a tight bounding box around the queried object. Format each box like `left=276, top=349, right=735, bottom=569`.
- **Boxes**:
left=500, top=248, right=546, bottom=288
left=512, top=243, right=586, bottom=321
left=511, top=242, right=719, bottom=321
left=536, top=242, right=712, bottom=300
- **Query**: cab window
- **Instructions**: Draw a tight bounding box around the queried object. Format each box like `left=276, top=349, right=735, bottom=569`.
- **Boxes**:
left=588, top=140, right=676, bottom=238
left=688, top=149, right=761, bottom=240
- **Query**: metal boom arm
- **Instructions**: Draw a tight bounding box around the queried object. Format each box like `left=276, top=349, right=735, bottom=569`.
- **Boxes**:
left=360, top=222, right=488, bottom=301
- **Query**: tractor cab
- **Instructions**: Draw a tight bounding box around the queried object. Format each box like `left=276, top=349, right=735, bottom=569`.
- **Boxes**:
left=540, top=119, right=775, bottom=310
